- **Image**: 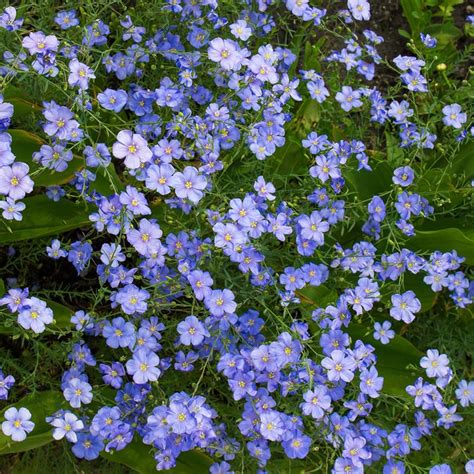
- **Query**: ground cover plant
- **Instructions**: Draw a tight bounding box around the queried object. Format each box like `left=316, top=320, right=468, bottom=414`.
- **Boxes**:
left=0, top=0, right=473, bottom=472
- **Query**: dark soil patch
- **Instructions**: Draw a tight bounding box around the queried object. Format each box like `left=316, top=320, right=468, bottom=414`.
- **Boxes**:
left=368, top=0, right=409, bottom=59
left=365, top=0, right=411, bottom=87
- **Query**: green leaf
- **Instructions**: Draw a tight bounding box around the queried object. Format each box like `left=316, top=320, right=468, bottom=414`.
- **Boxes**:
left=100, top=439, right=157, bottom=473
left=302, top=38, right=325, bottom=71
left=403, top=273, right=437, bottom=312
left=385, top=132, right=404, bottom=166
left=3, top=87, right=41, bottom=122
left=89, top=163, right=124, bottom=196
left=292, top=99, right=320, bottom=136
left=437, top=0, right=465, bottom=17
left=9, top=130, right=84, bottom=187
left=400, top=0, right=430, bottom=33
left=425, top=23, right=462, bottom=43
left=407, top=227, right=474, bottom=265
left=297, top=285, right=337, bottom=309
left=345, top=162, right=393, bottom=201
left=0, top=299, right=72, bottom=335
left=451, top=142, right=474, bottom=182
left=101, top=439, right=213, bottom=474
left=346, top=323, right=422, bottom=398
left=0, top=391, right=64, bottom=455
left=0, top=195, right=90, bottom=244
left=418, top=216, right=474, bottom=237
left=398, top=29, right=411, bottom=39
left=263, top=135, right=308, bottom=187
left=47, top=300, right=73, bottom=329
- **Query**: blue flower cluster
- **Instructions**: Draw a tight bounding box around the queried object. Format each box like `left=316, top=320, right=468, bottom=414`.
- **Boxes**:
left=0, top=1, right=473, bottom=473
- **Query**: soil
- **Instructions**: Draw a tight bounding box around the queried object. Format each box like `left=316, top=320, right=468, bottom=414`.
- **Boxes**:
left=368, top=0, right=410, bottom=58
left=363, top=0, right=411, bottom=88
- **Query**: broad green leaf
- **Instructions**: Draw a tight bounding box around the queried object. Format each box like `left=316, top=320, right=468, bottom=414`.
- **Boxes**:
left=6, top=98, right=40, bottom=122
left=101, top=439, right=213, bottom=474
left=0, top=195, right=90, bottom=244
left=47, top=300, right=73, bottom=329
left=297, top=285, right=337, bottom=310
left=451, top=142, right=474, bottom=182
left=346, top=323, right=422, bottom=398
left=415, top=164, right=468, bottom=208
left=163, top=448, right=214, bottom=473
left=3, top=87, right=41, bottom=122
left=0, top=299, right=72, bottom=335
left=407, top=227, right=474, bottom=265
left=292, top=99, right=320, bottom=136
left=90, top=163, right=124, bottom=196
left=264, top=135, right=308, bottom=186
left=417, top=217, right=474, bottom=237
left=100, top=439, right=157, bottom=473
left=425, top=23, right=462, bottom=46
left=400, top=0, right=430, bottom=33
left=417, top=169, right=458, bottom=196
left=403, top=273, right=437, bottom=312
left=266, top=459, right=316, bottom=473
left=9, top=130, right=84, bottom=187
left=302, top=38, right=325, bottom=71
left=385, top=132, right=404, bottom=166
left=345, top=162, right=393, bottom=201
left=0, top=391, right=64, bottom=455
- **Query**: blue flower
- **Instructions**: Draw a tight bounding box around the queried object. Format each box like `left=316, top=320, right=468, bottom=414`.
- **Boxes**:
left=54, top=10, right=79, bottom=29
left=63, top=377, right=93, bottom=408
left=390, top=291, right=421, bottom=324
left=177, top=315, right=209, bottom=346
left=348, top=0, right=371, bottom=21
left=102, top=317, right=136, bottom=349
left=1, top=407, right=34, bottom=441
left=49, top=411, right=83, bottom=442
left=360, top=366, right=384, bottom=398
left=72, top=433, right=103, bottom=460
left=282, top=431, right=311, bottom=459
left=259, top=410, right=285, bottom=441
left=373, top=321, right=395, bottom=344
left=0, top=369, right=14, bottom=400
left=322, top=350, right=356, bottom=383
left=97, top=88, right=128, bottom=112
left=442, top=104, right=467, bottom=129
left=301, top=385, right=331, bottom=419
left=125, top=348, right=161, bottom=384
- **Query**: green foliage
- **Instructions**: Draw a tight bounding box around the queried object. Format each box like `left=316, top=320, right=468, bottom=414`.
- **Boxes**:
left=297, top=285, right=338, bottom=309
left=102, top=441, right=213, bottom=474
left=399, top=0, right=463, bottom=61
left=0, top=0, right=473, bottom=472
left=346, top=323, right=423, bottom=398
left=0, top=195, right=90, bottom=244
left=345, top=163, right=393, bottom=201
left=299, top=286, right=424, bottom=399
left=9, top=130, right=84, bottom=187
left=407, top=227, right=474, bottom=265
left=263, top=133, right=309, bottom=187
left=403, top=273, right=437, bottom=312
left=3, top=86, right=42, bottom=122
left=0, top=392, right=65, bottom=455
